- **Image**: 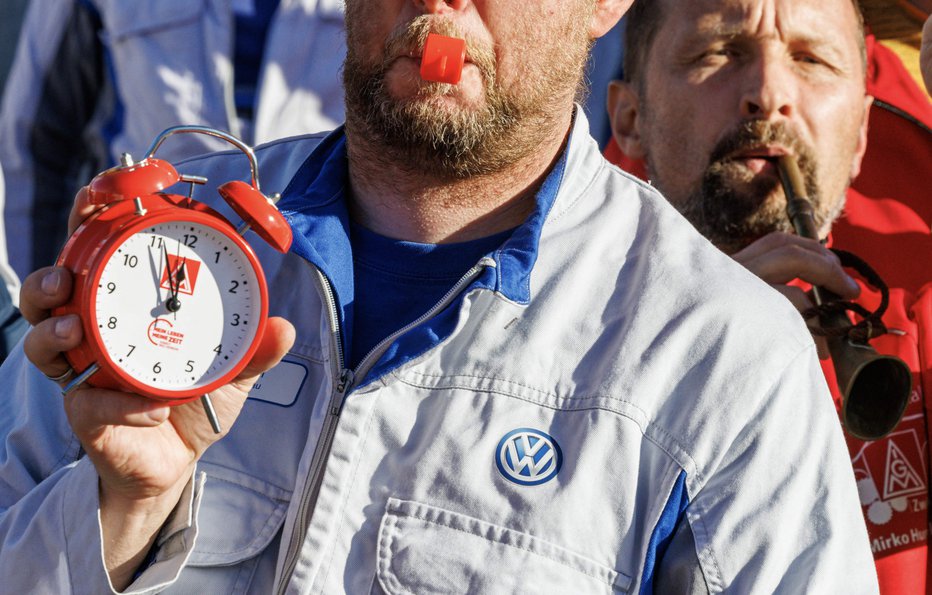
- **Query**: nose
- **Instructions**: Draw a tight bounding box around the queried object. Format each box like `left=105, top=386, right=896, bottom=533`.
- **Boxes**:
left=740, top=53, right=796, bottom=120
left=413, top=0, right=469, bottom=13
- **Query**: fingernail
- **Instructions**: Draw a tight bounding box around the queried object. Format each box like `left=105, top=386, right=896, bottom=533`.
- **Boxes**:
left=54, top=316, right=78, bottom=338
left=845, top=275, right=860, bottom=294
left=41, top=270, right=61, bottom=295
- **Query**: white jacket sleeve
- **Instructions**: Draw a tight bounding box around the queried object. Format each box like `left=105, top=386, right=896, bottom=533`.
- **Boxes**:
left=0, top=345, right=203, bottom=594
left=661, top=345, right=879, bottom=593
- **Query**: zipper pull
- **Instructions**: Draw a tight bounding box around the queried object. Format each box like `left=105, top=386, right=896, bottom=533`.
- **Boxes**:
left=330, top=368, right=354, bottom=415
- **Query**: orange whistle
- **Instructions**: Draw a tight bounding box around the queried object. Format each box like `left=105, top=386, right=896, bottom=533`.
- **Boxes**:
left=420, top=33, right=466, bottom=84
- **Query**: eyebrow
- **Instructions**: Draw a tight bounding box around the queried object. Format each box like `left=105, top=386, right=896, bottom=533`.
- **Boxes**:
left=680, top=21, right=851, bottom=65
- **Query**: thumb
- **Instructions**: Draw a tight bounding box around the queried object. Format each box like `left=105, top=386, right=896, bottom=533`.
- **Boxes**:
left=234, top=316, right=296, bottom=386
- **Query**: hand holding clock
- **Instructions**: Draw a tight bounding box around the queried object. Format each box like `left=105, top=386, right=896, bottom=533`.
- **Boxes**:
left=20, top=186, right=296, bottom=589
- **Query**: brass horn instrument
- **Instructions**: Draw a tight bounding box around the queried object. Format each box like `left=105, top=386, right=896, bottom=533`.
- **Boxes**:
left=777, top=155, right=911, bottom=441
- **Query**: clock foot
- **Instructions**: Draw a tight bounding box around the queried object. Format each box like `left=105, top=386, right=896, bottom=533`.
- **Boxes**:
left=61, top=363, right=101, bottom=397
left=201, top=394, right=222, bottom=434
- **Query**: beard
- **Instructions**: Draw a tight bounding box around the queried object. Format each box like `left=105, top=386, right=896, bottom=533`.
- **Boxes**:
left=342, top=15, right=590, bottom=179
left=668, top=121, right=842, bottom=254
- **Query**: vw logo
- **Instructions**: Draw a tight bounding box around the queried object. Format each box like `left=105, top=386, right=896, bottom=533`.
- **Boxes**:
left=496, top=428, right=563, bottom=486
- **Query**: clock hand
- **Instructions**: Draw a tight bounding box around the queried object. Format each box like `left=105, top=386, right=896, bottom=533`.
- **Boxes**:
left=161, top=244, right=174, bottom=293
left=163, top=245, right=181, bottom=313
left=175, top=258, right=187, bottom=289
left=148, top=244, right=163, bottom=308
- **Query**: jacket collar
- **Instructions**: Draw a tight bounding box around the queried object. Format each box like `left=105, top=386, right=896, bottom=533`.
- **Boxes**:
left=276, top=112, right=590, bottom=324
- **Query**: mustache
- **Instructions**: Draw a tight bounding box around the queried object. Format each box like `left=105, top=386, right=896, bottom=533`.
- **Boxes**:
left=682, top=119, right=826, bottom=253
left=708, top=120, right=807, bottom=165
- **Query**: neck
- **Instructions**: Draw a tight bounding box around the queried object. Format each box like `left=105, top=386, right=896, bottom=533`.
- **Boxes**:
left=344, top=112, right=574, bottom=244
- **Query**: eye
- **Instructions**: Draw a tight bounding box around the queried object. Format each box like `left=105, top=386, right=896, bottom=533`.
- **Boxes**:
left=695, top=45, right=735, bottom=64
left=794, top=53, right=823, bottom=65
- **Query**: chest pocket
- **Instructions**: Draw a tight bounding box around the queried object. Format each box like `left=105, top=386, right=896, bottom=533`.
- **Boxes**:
left=373, top=498, right=632, bottom=594
left=187, top=462, right=289, bottom=568
left=163, top=462, right=289, bottom=595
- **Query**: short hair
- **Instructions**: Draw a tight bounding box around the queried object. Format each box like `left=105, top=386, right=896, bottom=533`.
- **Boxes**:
left=622, top=0, right=867, bottom=86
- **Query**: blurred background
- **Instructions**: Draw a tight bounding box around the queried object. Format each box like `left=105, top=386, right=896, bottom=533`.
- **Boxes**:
left=864, top=0, right=931, bottom=86
left=0, top=0, right=28, bottom=92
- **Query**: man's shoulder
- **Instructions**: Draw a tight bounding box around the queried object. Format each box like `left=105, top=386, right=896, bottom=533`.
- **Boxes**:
left=570, top=154, right=807, bottom=338
left=177, top=131, right=334, bottom=196
left=542, top=142, right=817, bottom=387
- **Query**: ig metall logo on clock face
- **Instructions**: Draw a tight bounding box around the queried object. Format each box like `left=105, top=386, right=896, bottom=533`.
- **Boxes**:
left=159, top=254, right=202, bottom=295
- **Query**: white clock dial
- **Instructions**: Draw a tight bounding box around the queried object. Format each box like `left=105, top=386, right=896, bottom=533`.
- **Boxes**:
left=94, top=221, right=261, bottom=391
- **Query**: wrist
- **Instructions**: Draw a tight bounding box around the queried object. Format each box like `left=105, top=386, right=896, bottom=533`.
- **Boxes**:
left=98, top=469, right=194, bottom=590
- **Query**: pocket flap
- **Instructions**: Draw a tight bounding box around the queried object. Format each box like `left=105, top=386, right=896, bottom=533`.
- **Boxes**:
left=188, top=462, right=289, bottom=566
left=376, top=498, right=632, bottom=594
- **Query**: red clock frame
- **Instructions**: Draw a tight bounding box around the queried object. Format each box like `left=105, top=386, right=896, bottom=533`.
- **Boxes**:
left=54, top=192, right=270, bottom=404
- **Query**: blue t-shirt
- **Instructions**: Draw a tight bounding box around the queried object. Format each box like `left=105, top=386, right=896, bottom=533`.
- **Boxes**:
left=349, top=222, right=512, bottom=369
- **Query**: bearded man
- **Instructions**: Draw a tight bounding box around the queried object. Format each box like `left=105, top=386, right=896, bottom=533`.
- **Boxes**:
left=0, top=0, right=874, bottom=592
left=608, top=0, right=932, bottom=591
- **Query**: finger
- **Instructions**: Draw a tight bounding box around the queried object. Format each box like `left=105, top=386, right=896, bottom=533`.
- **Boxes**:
left=23, top=314, right=83, bottom=379
left=67, top=186, right=98, bottom=235
left=233, top=317, right=296, bottom=389
left=19, top=267, right=74, bottom=325
left=731, top=232, right=823, bottom=264
left=65, top=388, right=170, bottom=433
left=738, top=241, right=859, bottom=299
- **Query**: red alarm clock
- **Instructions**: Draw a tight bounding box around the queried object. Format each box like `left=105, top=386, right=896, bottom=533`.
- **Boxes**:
left=53, top=126, right=291, bottom=429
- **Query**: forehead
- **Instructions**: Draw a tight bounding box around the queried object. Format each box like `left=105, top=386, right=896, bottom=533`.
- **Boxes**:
left=654, top=0, right=861, bottom=53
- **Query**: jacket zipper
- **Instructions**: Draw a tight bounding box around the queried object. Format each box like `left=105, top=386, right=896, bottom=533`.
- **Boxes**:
left=352, top=257, right=496, bottom=374
left=274, top=257, right=495, bottom=593
left=874, top=99, right=932, bottom=135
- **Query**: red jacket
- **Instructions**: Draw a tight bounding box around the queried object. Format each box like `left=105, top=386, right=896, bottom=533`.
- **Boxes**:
left=604, top=36, right=932, bottom=593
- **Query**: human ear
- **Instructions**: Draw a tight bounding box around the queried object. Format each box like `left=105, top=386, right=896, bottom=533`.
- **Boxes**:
left=848, top=94, right=873, bottom=181
left=607, top=80, right=646, bottom=159
left=589, top=0, right=634, bottom=39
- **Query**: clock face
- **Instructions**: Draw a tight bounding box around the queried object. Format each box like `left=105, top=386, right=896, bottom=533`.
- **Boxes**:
left=93, top=221, right=262, bottom=393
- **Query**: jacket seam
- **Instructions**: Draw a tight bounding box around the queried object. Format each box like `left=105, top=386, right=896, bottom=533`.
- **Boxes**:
left=200, top=461, right=293, bottom=499
left=385, top=507, right=620, bottom=588
left=316, top=390, right=383, bottom=591
left=61, top=463, right=75, bottom=591
left=51, top=432, right=84, bottom=472
left=684, top=344, right=818, bottom=593
left=686, top=500, right=724, bottom=593
left=391, top=372, right=703, bottom=486
left=378, top=514, right=410, bottom=595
